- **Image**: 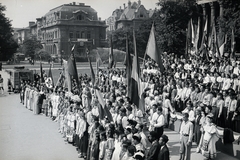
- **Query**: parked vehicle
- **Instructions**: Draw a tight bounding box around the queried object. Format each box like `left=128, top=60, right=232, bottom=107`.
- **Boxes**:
left=6, top=66, right=34, bottom=93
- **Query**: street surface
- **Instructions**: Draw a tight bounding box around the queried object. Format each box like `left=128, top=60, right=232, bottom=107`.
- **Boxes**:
left=0, top=66, right=238, bottom=160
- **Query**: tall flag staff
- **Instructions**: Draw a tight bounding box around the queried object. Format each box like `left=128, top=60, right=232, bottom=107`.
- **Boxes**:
left=67, top=44, right=80, bottom=91
left=231, top=23, right=236, bottom=59
left=108, top=34, right=114, bottom=69
left=86, top=48, right=96, bottom=86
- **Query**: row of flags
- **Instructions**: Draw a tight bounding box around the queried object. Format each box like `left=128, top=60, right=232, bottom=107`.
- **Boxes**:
left=187, top=16, right=236, bottom=59
left=39, top=23, right=164, bottom=122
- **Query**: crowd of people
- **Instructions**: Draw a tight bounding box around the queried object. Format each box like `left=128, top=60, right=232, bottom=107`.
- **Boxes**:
left=17, top=52, right=240, bottom=160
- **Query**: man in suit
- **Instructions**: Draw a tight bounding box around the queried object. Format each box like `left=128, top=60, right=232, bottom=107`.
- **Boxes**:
left=146, top=131, right=160, bottom=160
left=158, top=134, right=170, bottom=160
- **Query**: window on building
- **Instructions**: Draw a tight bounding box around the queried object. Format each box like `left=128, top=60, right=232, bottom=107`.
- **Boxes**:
left=76, top=31, right=80, bottom=38
left=81, top=31, right=85, bottom=38
left=69, top=32, right=73, bottom=38
left=87, top=31, right=91, bottom=39
left=140, top=14, right=144, bottom=18
left=42, top=33, right=45, bottom=40
left=77, top=15, right=84, bottom=20
left=54, top=31, right=57, bottom=39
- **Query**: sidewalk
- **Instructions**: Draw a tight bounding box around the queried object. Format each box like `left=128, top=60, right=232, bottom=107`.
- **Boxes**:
left=164, top=128, right=238, bottom=160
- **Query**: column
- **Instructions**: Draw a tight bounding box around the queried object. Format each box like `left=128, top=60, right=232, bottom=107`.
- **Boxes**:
left=209, top=2, right=215, bottom=25
left=218, top=0, right=224, bottom=17
left=201, top=4, right=206, bottom=23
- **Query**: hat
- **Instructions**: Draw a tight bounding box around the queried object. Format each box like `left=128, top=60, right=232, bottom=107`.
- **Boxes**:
left=161, top=134, right=169, bottom=143
left=132, top=133, right=141, bottom=141
left=134, top=151, right=145, bottom=160
left=125, top=126, right=132, bottom=132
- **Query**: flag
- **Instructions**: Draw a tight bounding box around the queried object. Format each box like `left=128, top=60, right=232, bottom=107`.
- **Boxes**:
left=108, top=35, right=114, bottom=68
left=131, top=30, right=144, bottom=112
left=185, top=20, right=191, bottom=58
left=217, top=30, right=225, bottom=57
left=190, top=18, right=195, bottom=45
left=95, top=89, right=113, bottom=122
left=126, top=32, right=132, bottom=98
left=231, top=27, right=236, bottom=58
left=40, top=61, right=44, bottom=83
left=45, top=65, right=54, bottom=89
left=199, top=16, right=208, bottom=59
left=67, top=53, right=79, bottom=90
left=209, top=21, right=217, bottom=58
left=96, top=50, right=103, bottom=75
left=63, top=59, right=71, bottom=91
left=55, top=71, right=65, bottom=89
left=195, top=17, right=200, bottom=55
left=87, top=50, right=95, bottom=86
left=71, top=44, right=75, bottom=52
left=145, top=23, right=164, bottom=73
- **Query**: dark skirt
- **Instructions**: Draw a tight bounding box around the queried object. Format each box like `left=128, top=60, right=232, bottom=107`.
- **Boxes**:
left=79, top=131, right=89, bottom=155
left=194, top=124, right=202, bottom=145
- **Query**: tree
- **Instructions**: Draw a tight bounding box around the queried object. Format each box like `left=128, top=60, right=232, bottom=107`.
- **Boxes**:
left=154, top=0, right=197, bottom=55
left=217, top=0, right=240, bottom=53
left=22, top=35, right=43, bottom=60
left=0, top=3, right=18, bottom=61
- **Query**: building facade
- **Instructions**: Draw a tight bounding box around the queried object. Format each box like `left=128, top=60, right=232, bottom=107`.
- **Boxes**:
left=17, top=2, right=107, bottom=59
left=106, top=0, right=155, bottom=31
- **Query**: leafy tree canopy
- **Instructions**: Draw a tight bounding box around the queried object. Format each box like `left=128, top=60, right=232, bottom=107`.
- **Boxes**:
left=0, top=3, right=18, bottom=61
left=22, top=35, right=43, bottom=59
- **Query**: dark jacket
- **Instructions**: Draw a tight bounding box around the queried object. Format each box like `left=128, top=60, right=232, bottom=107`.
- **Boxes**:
left=158, top=145, right=170, bottom=160
left=147, top=140, right=160, bottom=160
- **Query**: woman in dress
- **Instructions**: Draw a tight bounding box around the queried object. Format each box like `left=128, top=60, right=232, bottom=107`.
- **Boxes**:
left=199, top=113, right=219, bottom=160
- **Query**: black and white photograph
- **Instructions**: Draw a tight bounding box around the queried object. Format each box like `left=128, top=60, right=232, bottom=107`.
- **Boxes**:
left=0, top=0, right=240, bottom=160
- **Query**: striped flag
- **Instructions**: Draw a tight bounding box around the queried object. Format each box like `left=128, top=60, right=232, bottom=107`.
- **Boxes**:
left=145, top=23, right=164, bottom=73
left=87, top=49, right=95, bottom=86
left=95, top=89, right=113, bottom=122
left=217, top=29, right=225, bottom=57
left=131, top=30, right=144, bottom=112
left=126, top=32, right=132, bottom=98
left=63, top=59, right=71, bottom=91
left=67, top=52, right=79, bottom=90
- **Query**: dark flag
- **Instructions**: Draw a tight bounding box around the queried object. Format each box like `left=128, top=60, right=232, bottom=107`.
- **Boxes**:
left=40, top=61, right=44, bottom=83
left=145, top=23, right=164, bottom=73
left=87, top=49, right=95, bottom=86
left=95, top=89, right=113, bottom=122
left=130, top=30, right=145, bottom=112
left=67, top=45, right=79, bottom=90
left=126, top=32, right=132, bottom=98
left=108, top=35, right=114, bottom=68
left=231, top=26, right=236, bottom=58
left=45, top=65, right=54, bottom=89
left=185, top=20, right=191, bottom=58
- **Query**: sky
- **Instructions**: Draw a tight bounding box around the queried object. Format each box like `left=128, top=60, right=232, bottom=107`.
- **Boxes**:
left=1, top=0, right=159, bottom=28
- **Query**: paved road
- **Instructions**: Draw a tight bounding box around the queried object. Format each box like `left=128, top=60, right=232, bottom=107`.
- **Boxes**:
left=0, top=94, right=80, bottom=160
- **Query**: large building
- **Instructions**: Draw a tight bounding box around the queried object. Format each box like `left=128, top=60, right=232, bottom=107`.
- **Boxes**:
left=17, top=2, right=107, bottom=59
left=106, top=0, right=155, bottom=31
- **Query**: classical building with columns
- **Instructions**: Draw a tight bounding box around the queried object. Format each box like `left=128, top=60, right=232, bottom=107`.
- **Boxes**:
left=17, top=2, right=107, bottom=60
